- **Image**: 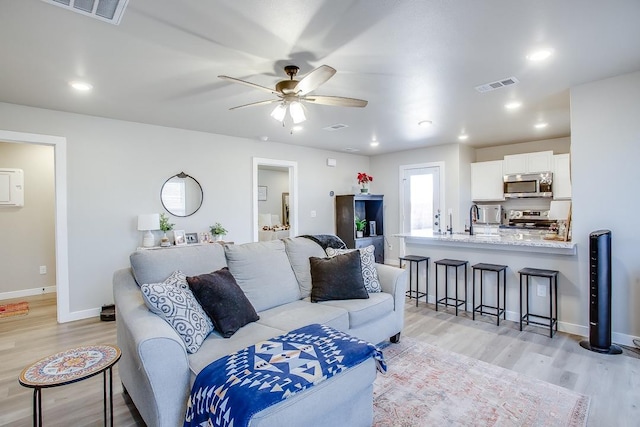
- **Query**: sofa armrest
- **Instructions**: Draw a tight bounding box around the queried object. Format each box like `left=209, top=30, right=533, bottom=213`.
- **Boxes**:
left=113, top=268, right=191, bottom=427
left=375, top=263, right=407, bottom=311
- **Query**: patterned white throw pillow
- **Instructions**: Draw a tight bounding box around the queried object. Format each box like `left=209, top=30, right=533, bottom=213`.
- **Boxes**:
left=140, top=270, right=213, bottom=353
left=325, top=245, right=382, bottom=293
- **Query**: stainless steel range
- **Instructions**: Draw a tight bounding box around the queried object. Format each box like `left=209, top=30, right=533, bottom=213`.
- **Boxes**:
left=505, top=209, right=555, bottom=229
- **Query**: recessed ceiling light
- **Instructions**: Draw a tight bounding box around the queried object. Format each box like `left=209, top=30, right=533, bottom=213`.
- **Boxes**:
left=505, top=102, right=522, bottom=110
left=259, top=136, right=269, bottom=141
left=534, top=122, right=548, bottom=129
left=526, top=49, right=553, bottom=62
left=370, top=141, right=379, bottom=147
left=292, top=125, right=303, bottom=132
left=418, top=120, right=433, bottom=127
left=69, top=81, right=93, bottom=91
left=458, top=134, right=469, bottom=141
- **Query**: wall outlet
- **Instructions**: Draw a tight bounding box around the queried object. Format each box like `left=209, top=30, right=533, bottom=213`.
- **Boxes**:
left=310, top=210, right=317, bottom=218
left=39, top=265, right=47, bottom=275
left=537, top=284, right=547, bottom=297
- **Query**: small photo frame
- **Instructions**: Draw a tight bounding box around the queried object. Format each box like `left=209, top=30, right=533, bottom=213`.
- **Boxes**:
left=199, top=232, right=211, bottom=243
left=173, top=230, right=186, bottom=246
left=186, top=232, right=198, bottom=244
left=258, top=186, right=267, bottom=201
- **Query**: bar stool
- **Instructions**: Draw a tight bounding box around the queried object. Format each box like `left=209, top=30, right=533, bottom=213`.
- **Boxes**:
left=399, top=255, right=429, bottom=307
left=519, top=267, right=559, bottom=338
left=472, top=263, right=508, bottom=326
left=434, top=259, right=468, bottom=315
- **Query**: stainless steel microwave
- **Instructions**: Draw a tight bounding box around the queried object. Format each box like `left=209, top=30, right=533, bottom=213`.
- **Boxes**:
left=503, top=172, right=553, bottom=198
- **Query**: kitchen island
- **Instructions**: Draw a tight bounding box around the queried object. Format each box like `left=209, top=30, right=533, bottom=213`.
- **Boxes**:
left=396, top=230, right=576, bottom=255
left=394, top=231, right=579, bottom=332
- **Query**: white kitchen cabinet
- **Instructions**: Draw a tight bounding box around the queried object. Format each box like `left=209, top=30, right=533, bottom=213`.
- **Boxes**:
left=553, top=153, right=572, bottom=199
left=503, top=151, right=553, bottom=174
left=471, top=160, right=505, bottom=201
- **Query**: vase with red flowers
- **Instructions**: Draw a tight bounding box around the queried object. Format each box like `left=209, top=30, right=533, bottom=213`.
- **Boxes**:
left=357, top=172, right=373, bottom=194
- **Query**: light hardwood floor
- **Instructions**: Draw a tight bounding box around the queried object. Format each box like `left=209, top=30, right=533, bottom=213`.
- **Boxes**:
left=1, top=294, right=638, bottom=426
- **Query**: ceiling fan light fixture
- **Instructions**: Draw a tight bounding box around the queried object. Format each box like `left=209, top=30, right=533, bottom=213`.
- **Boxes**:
left=289, top=101, right=306, bottom=124
left=270, top=103, right=287, bottom=122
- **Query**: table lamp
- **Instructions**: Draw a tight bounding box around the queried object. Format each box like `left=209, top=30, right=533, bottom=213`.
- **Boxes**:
left=137, top=213, right=160, bottom=248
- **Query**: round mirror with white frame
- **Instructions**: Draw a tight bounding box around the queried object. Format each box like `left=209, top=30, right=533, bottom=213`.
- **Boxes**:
left=160, top=172, right=203, bottom=217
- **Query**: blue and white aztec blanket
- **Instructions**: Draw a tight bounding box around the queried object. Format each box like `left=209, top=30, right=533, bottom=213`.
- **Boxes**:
left=184, top=323, right=386, bottom=427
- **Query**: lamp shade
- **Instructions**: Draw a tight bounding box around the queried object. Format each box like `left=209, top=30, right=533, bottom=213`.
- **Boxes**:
left=137, top=213, right=160, bottom=231
left=289, top=101, right=306, bottom=123
left=270, top=103, right=287, bottom=122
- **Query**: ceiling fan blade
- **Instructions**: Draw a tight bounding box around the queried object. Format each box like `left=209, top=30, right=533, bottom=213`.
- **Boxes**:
left=303, top=95, right=368, bottom=108
left=294, top=65, right=336, bottom=95
left=229, top=99, right=279, bottom=110
left=218, top=75, right=279, bottom=95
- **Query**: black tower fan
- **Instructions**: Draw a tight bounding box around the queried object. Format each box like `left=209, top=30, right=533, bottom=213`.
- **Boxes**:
left=579, top=230, right=622, bottom=354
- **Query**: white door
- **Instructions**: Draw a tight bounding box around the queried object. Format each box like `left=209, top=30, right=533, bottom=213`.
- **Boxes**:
left=401, top=165, right=442, bottom=234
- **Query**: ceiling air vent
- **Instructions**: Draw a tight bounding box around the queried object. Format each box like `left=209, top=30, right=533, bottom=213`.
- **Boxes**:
left=475, top=76, right=520, bottom=93
left=41, top=0, right=129, bottom=25
left=323, top=123, right=349, bottom=131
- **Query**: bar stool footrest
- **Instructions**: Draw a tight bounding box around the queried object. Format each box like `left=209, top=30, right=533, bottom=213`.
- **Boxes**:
left=473, top=304, right=505, bottom=318
left=437, top=297, right=465, bottom=308
left=521, top=314, right=557, bottom=336
left=406, top=290, right=427, bottom=299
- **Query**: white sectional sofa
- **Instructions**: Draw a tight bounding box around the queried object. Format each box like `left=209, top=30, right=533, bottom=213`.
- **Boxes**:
left=113, top=236, right=407, bottom=427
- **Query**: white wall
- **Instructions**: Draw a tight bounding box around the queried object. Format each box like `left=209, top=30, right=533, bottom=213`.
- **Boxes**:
left=0, top=102, right=369, bottom=316
left=370, top=143, right=469, bottom=262
left=571, top=70, right=640, bottom=339
left=0, top=142, right=56, bottom=297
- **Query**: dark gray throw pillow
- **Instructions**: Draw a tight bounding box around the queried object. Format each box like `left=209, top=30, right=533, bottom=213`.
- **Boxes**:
left=310, top=250, right=369, bottom=302
left=187, top=267, right=259, bottom=338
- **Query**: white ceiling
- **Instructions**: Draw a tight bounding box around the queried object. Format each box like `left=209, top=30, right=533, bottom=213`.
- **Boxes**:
left=2, top=0, right=640, bottom=155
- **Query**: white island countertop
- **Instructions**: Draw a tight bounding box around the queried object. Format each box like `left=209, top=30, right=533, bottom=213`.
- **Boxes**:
left=395, top=231, right=576, bottom=255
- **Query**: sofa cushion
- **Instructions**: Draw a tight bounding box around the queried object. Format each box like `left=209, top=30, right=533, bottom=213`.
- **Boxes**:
left=188, top=322, right=285, bottom=376
left=310, top=251, right=369, bottom=303
left=187, top=268, right=260, bottom=338
left=326, top=245, right=382, bottom=293
left=130, top=244, right=227, bottom=286
left=256, top=300, right=349, bottom=332
left=283, top=237, right=327, bottom=298
left=319, top=292, right=394, bottom=328
left=140, top=276, right=213, bottom=353
left=225, top=240, right=301, bottom=312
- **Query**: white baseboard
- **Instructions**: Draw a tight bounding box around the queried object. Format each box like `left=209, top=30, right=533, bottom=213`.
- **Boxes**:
left=412, top=297, right=640, bottom=348
left=59, top=307, right=101, bottom=323
left=0, top=286, right=56, bottom=300
left=0, top=287, right=101, bottom=323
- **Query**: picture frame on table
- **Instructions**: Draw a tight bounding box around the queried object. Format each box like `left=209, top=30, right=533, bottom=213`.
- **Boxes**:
left=258, top=186, right=267, bottom=201
left=173, top=230, right=186, bottom=246
left=186, top=232, right=198, bottom=244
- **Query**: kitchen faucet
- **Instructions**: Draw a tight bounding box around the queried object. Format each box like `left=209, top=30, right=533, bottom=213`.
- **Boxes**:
left=469, top=204, right=479, bottom=235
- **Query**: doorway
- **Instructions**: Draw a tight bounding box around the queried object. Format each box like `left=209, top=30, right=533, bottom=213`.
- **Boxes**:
left=0, top=130, right=69, bottom=323
left=252, top=158, right=298, bottom=242
left=399, top=162, right=445, bottom=234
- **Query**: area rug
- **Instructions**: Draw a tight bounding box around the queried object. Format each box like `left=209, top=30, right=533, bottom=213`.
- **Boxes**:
left=373, top=338, right=590, bottom=427
left=0, top=301, right=29, bottom=318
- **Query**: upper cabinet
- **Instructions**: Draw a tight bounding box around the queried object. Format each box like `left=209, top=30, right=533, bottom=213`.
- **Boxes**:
left=553, top=154, right=572, bottom=199
left=471, top=160, right=505, bottom=201
left=503, top=151, right=553, bottom=174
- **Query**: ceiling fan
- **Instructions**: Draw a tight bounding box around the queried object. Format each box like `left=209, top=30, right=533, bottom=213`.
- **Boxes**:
left=218, top=65, right=368, bottom=124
